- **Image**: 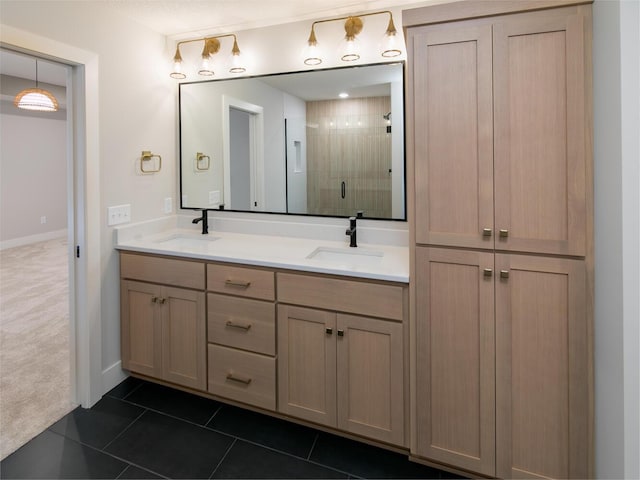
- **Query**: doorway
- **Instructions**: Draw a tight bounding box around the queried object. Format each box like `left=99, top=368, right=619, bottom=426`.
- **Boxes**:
left=0, top=48, right=74, bottom=459
left=0, top=27, right=101, bottom=456
left=222, top=95, right=265, bottom=211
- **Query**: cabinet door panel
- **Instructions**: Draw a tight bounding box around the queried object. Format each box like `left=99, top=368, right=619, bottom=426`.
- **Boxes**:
left=496, top=254, right=587, bottom=479
left=493, top=11, right=586, bottom=255
left=121, top=280, right=162, bottom=378
left=414, top=247, right=495, bottom=475
left=277, top=305, right=336, bottom=426
left=336, top=314, right=404, bottom=446
left=412, top=22, right=494, bottom=248
left=161, top=286, right=206, bottom=390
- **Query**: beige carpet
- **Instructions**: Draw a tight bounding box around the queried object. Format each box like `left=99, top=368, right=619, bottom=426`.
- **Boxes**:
left=0, top=237, right=75, bottom=459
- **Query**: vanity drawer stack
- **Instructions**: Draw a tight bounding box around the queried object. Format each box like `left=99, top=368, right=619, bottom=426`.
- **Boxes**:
left=206, top=263, right=277, bottom=410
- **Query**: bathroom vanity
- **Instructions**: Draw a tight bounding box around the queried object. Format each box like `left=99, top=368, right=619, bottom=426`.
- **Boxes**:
left=117, top=222, right=409, bottom=448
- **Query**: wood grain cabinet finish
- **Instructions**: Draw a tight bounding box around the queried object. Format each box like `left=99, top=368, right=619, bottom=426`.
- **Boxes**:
left=121, top=278, right=206, bottom=391
left=208, top=344, right=276, bottom=411
left=414, top=247, right=496, bottom=476
left=411, top=6, right=588, bottom=256
left=206, top=263, right=277, bottom=409
left=278, top=305, right=337, bottom=426
left=495, top=254, right=587, bottom=480
left=277, top=302, right=405, bottom=446
left=406, top=2, right=592, bottom=478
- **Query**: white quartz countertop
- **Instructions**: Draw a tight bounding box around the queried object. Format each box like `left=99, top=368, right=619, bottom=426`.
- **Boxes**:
left=115, top=227, right=409, bottom=283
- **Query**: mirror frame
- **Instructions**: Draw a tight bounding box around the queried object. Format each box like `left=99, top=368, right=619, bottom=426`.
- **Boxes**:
left=178, top=61, right=407, bottom=221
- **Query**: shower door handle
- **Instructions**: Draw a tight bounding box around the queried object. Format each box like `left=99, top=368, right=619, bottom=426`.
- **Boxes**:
left=341, top=181, right=346, bottom=199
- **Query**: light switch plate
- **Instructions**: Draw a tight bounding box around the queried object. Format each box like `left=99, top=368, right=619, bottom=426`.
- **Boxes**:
left=107, top=204, right=131, bottom=226
left=164, top=197, right=172, bottom=214
left=209, top=190, right=220, bottom=205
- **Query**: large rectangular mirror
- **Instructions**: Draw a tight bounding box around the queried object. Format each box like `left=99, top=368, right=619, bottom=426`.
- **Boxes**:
left=179, top=62, right=405, bottom=220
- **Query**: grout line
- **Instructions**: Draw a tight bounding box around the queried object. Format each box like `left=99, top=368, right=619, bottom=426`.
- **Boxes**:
left=204, top=404, right=223, bottom=427
left=102, top=408, right=148, bottom=451
left=119, top=398, right=228, bottom=433
left=208, top=437, right=237, bottom=479
left=45, top=429, right=169, bottom=479
left=119, top=379, right=145, bottom=401
left=306, top=433, right=319, bottom=460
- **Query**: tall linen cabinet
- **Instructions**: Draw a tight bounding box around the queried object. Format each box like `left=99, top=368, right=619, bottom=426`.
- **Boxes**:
left=404, top=1, right=593, bottom=478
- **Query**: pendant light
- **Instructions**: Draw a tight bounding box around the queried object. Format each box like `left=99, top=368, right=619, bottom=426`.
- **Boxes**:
left=14, top=59, right=59, bottom=112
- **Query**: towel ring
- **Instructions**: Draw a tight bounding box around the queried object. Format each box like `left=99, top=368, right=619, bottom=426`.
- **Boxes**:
left=140, top=151, right=161, bottom=173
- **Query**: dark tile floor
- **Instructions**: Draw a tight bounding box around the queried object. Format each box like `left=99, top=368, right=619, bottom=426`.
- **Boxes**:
left=1, top=377, right=465, bottom=479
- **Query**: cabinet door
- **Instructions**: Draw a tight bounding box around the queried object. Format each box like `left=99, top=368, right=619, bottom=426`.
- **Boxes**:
left=277, top=305, right=336, bottom=426
left=121, top=280, right=162, bottom=378
left=496, top=254, right=587, bottom=479
left=411, top=21, right=494, bottom=249
left=336, top=314, right=404, bottom=446
left=493, top=9, right=586, bottom=256
left=161, top=286, right=206, bottom=390
left=414, top=247, right=496, bottom=475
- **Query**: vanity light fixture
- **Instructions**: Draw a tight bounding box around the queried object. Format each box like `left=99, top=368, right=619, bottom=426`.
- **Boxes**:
left=14, top=59, right=59, bottom=112
left=303, top=11, right=402, bottom=66
left=170, top=33, right=245, bottom=79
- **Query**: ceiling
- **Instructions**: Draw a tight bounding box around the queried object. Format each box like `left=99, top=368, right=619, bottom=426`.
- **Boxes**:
left=102, top=0, right=434, bottom=38
left=0, top=0, right=436, bottom=86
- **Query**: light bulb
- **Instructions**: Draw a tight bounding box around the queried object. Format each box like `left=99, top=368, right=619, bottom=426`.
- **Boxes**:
left=170, top=46, right=186, bottom=79
left=340, top=36, right=361, bottom=62
left=199, top=56, right=214, bottom=76
left=229, top=39, right=246, bottom=73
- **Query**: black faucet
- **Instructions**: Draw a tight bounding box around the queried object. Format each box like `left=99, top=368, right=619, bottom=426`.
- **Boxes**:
left=345, top=216, right=357, bottom=247
left=192, top=209, right=209, bottom=234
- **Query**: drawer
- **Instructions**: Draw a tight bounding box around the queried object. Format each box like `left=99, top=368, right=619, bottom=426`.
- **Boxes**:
left=207, top=264, right=275, bottom=300
left=208, top=344, right=276, bottom=411
left=120, top=253, right=204, bottom=290
left=208, top=293, right=275, bottom=356
left=277, top=272, right=405, bottom=321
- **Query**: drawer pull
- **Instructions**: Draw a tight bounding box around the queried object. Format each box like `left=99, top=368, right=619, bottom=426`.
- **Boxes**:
left=499, top=229, right=509, bottom=238
left=500, top=270, right=510, bottom=279
left=483, top=268, right=493, bottom=277
left=226, top=373, right=252, bottom=385
left=337, top=329, right=344, bottom=337
left=151, top=296, right=158, bottom=303
left=226, top=320, right=252, bottom=331
left=225, top=279, right=252, bottom=288
left=482, top=228, right=492, bottom=237
left=326, top=327, right=333, bottom=335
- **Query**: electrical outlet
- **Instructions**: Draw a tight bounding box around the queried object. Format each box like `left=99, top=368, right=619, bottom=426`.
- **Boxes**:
left=209, top=190, right=220, bottom=205
left=40, top=216, right=47, bottom=224
left=164, top=197, right=172, bottom=214
left=107, top=204, right=131, bottom=226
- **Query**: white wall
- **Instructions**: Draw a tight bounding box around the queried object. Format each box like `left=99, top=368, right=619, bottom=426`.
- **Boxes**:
left=593, top=1, right=640, bottom=479
left=0, top=112, right=67, bottom=244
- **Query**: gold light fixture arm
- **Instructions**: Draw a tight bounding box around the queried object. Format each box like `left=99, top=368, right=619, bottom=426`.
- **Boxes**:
left=304, top=11, right=398, bottom=65
left=140, top=151, right=162, bottom=173
left=171, top=33, right=244, bottom=78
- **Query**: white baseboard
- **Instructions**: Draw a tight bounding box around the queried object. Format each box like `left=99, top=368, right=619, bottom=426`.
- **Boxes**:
left=0, top=229, right=67, bottom=251
left=102, top=361, right=128, bottom=395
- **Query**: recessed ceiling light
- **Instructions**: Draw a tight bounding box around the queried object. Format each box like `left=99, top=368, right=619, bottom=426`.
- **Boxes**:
left=339, top=92, right=349, bottom=98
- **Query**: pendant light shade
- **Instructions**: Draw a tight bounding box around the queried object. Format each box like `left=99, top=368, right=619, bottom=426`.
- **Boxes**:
left=14, top=59, right=59, bottom=112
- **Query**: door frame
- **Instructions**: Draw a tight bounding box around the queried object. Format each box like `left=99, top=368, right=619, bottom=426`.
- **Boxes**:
left=222, top=95, right=265, bottom=211
left=1, top=26, right=102, bottom=408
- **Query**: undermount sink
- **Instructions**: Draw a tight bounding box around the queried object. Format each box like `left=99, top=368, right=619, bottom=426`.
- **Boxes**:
left=154, top=233, right=220, bottom=249
left=306, top=246, right=384, bottom=267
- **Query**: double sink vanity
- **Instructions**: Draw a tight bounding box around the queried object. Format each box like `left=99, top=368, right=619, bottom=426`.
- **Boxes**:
left=116, top=215, right=409, bottom=449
